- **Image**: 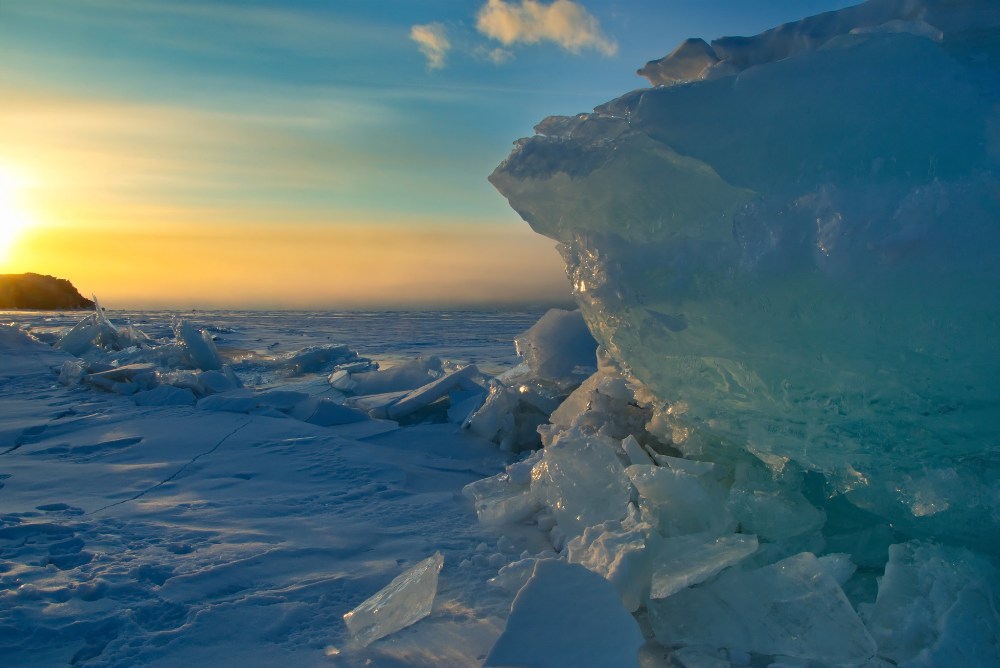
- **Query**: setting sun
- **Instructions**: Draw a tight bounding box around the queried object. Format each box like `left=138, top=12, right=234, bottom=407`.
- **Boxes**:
left=0, top=167, right=33, bottom=263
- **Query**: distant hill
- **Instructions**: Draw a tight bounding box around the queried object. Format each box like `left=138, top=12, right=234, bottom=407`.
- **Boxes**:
left=0, top=273, right=95, bottom=310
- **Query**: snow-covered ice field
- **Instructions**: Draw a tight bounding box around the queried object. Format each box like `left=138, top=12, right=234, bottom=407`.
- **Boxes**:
left=0, top=310, right=546, bottom=667
left=3, top=295, right=999, bottom=667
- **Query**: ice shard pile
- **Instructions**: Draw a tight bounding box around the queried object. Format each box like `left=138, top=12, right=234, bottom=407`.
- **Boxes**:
left=456, top=310, right=602, bottom=452
left=489, top=0, right=1000, bottom=551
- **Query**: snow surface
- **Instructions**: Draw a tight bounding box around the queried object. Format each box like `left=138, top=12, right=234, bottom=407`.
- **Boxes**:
left=0, top=317, right=534, bottom=667
left=483, top=559, right=644, bottom=668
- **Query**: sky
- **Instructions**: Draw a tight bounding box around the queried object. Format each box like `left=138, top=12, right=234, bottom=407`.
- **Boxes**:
left=0, top=0, right=854, bottom=309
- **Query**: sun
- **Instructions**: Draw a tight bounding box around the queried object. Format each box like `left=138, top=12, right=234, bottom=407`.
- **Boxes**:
left=0, top=168, right=34, bottom=264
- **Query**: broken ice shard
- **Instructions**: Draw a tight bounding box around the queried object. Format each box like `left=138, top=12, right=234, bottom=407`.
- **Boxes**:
left=488, top=557, right=537, bottom=593
left=625, top=465, right=732, bottom=537
left=726, top=466, right=825, bottom=541
left=649, top=532, right=758, bottom=599
left=566, top=518, right=659, bottom=612
left=343, top=551, right=443, bottom=647
left=463, top=474, right=538, bottom=526
left=648, top=552, right=875, bottom=664
left=174, top=320, right=222, bottom=371
left=530, top=433, right=632, bottom=536
left=489, top=0, right=1000, bottom=550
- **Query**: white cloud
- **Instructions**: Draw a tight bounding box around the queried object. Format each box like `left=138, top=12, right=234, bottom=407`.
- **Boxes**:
left=476, top=0, right=616, bottom=56
left=410, top=23, right=450, bottom=69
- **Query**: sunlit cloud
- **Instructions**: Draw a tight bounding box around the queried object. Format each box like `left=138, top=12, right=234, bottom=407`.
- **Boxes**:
left=410, top=23, right=450, bottom=70
left=476, top=0, right=617, bottom=56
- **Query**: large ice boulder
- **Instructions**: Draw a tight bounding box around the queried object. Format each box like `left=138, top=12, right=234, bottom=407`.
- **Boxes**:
left=484, top=559, right=645, bottom=668
left=489, top=0, right=1000, bottom=550
left=514, top=308, right=598, bottom=384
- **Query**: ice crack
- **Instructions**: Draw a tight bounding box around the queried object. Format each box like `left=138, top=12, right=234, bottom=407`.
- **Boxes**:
left=90, top=417, right=251, bottom=514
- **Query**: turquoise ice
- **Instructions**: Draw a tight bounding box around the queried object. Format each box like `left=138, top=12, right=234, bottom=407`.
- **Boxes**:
left=490, top=0, right=1000, bottom=551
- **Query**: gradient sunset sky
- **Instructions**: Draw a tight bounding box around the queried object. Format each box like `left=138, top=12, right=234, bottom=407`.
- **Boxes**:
left=0, top=0, right=852, bottom=309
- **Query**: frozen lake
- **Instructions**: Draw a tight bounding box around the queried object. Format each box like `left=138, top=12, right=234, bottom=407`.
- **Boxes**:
left=0, top=309, right=551, bottom=667
left=4, top=310, right=545, bottom=374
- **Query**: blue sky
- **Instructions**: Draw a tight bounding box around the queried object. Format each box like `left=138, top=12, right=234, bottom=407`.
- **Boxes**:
left=0, top=0, right=855, bottom=307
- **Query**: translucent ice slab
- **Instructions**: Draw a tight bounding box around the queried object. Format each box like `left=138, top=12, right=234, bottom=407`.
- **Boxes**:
left=530, top=433, right=632, bottom=536
left=648, top=552, right=876, bottom=664
left=649, top=533, right=758, bottom=599
left=343, top=552, right=443, bottom=648
left=626, top=465, right=733, bottom=537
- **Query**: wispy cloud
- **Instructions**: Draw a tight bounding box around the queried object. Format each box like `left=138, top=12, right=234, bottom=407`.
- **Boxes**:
left=476, top=0, right=617, bottom=56
left=486, top=47, right=515, bottom=65
left=4, top=0, right=400, bottom=59
left=410, top=23, right=450, bottom=70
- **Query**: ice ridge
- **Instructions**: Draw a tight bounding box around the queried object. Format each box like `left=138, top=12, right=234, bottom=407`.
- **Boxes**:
left=489, top=0, right=1000, bottom=552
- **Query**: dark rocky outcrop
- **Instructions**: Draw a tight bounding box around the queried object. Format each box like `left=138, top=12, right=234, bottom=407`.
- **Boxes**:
left=0, top=273, right=94, bottom=310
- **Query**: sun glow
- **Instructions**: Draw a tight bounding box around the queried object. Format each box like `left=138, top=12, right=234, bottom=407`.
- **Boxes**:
left=0, top=167, right=35, bottom=264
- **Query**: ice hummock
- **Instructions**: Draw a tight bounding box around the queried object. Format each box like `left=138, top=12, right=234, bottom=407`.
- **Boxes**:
left=174, top=319, right=223, bottom=371
left=342, top=552, right=443, bottom=648
left=489, top=0, right=1000, bottom=551
left=464, top=1, right=1000, bottom=663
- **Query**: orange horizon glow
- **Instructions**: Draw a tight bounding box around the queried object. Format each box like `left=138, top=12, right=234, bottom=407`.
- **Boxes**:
left=2, top=217, right=572, bottom=310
